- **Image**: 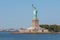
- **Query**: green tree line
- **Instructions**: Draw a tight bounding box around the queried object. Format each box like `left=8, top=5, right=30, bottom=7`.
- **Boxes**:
left=40, top=24, right=60, bottom=32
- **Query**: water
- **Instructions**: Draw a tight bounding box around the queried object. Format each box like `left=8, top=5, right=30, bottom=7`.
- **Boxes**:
left=0, top=32, right=60, bottom=40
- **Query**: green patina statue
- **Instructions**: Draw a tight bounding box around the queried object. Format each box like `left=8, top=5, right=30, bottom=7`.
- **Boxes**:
left=32, top=4, right=37, bottom=19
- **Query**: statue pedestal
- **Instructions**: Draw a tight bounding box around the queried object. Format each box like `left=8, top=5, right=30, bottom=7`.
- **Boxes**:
left=32, top=19, right=39, bottom=27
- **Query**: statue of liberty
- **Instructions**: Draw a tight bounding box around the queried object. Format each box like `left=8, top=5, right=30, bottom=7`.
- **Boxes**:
left=32, top=4, right=37, bottom=19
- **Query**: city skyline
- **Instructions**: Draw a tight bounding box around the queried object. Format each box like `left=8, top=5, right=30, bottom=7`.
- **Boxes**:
left=0, top=0, right=60, bottom=29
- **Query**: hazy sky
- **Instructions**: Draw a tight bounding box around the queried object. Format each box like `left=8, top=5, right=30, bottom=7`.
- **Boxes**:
left=0, top=0, right=60, bottom=29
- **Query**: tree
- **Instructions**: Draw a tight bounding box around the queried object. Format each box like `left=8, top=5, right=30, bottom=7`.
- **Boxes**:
left=40, top=24, right=60, bottom=32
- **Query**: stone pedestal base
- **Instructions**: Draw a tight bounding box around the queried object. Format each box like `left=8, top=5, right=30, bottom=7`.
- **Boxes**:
left=32, top=19, right=39, bottom=27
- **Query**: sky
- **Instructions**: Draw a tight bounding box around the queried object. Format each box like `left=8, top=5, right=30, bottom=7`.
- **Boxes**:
left=0, top=0, right=60, bottom=29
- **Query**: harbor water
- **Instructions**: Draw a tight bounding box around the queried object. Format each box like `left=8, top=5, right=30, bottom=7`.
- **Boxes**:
left=0, top=32, right=60, bottom=40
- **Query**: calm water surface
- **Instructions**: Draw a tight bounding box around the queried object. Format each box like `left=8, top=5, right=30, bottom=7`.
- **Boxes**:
left=0, top=32, right=60, bottom=40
